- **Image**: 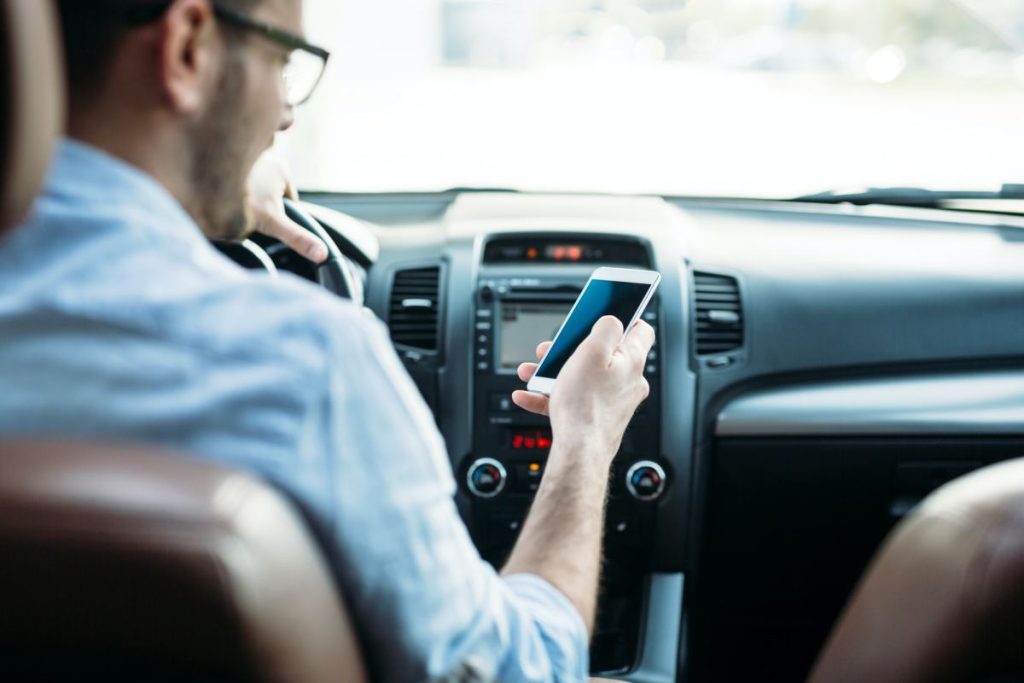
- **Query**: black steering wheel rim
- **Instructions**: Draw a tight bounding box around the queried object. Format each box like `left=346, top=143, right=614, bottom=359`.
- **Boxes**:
left=282, top=198, right=358, bottom=302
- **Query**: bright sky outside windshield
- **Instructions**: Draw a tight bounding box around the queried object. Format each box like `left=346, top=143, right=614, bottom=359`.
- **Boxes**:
left=284, top=0, right=1024, bottom=197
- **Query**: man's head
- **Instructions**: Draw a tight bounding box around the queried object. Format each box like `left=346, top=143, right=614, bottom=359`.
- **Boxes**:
left=55, top=0, right=314, bottom=240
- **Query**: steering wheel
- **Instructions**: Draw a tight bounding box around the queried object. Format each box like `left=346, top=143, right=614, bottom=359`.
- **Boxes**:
left=282, top=198, right=358, bottom=301
left=215, top=198, right=362, bottom=304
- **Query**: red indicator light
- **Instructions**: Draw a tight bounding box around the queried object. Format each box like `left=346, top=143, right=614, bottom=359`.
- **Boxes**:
left=567, top=246, right=582, bottom=261
left=510, top=429, right=553, bottom=450
left=526, top=247, right=538, bottom=259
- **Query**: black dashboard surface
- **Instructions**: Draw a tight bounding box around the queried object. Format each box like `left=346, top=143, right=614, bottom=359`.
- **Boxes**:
left=314, top=190, right=1024, bottom=410
left=675, top=198, right=1024, bottom=409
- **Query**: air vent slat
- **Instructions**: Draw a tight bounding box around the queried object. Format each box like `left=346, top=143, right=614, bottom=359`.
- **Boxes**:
left=389, top=266, right=441, bottom=352
left=693, top=271, right=744, bottom=356
left=695, top=332, right=743, bottom=340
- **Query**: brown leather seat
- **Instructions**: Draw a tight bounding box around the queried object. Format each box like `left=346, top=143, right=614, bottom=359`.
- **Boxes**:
left=0, top=2, right=367, bottom=681
left=0, top=441, right=368, bottom=682
left=809, top=458, right=1024, bottom=683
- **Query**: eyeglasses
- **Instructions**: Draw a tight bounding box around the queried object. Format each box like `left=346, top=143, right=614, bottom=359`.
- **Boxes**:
left=121, top=1, right=331, bottom=107
left=212, top=4, right=330, bottom=107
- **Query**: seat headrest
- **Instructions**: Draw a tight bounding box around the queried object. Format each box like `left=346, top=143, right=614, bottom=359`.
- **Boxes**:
left=0, top=0, right=64, bottom=234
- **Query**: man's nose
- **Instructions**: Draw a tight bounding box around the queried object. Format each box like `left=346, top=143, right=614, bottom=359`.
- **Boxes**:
left=278, top=104, right=296, bottom=133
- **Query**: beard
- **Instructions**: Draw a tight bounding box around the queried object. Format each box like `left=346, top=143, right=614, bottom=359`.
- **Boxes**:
left=187, top=48, right=255, bottom=241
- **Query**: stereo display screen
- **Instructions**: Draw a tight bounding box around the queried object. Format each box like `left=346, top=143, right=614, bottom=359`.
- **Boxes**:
left=499, top=302, right=572, bottom=371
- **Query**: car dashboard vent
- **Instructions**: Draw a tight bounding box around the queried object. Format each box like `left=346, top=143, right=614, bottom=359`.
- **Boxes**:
left=693, top=271, right=744, bottom=355
left=389, top=266, right=442, bottom=352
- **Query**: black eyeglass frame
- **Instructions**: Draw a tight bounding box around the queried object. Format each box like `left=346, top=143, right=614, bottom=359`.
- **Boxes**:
left=121, top=0, right=331, bottom=106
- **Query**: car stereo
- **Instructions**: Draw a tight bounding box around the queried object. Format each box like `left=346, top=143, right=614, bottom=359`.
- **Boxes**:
left=465, top=275, right=667, bottom=568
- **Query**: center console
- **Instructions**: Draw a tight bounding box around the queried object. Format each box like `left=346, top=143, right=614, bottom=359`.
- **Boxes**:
left=464, top=272, right=667, bottom=558
left=458, top=235, right=670, bottom=672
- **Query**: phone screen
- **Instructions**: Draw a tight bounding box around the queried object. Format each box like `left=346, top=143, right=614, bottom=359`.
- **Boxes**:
left=534, top=279, right=653, bottom=380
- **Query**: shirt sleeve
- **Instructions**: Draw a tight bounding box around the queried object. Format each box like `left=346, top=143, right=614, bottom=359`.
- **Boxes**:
left=311, top=308, right=589, bottom=682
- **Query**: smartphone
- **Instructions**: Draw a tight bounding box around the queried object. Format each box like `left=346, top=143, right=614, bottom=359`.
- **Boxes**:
left=526, top=267, right=661, bottom=395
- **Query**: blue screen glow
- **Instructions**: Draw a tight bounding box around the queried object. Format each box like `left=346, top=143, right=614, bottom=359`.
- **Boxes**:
left=534, top=279, right=651, bottom=379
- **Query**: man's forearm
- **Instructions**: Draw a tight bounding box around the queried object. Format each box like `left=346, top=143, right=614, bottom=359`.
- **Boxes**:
left=500, top=436, right=613, bottom=633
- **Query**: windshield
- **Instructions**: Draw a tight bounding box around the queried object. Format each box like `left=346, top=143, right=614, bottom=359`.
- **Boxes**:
left=281, top=0, right=1024, bottom=198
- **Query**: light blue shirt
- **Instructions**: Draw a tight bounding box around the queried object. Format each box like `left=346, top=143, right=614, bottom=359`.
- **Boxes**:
left=0, top=140, right=587, bottom=682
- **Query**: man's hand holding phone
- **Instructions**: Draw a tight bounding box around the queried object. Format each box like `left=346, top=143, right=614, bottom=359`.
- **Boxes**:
left=502, top=315, right=656, bottom=631
left=512, top=315, right=655, bottom=465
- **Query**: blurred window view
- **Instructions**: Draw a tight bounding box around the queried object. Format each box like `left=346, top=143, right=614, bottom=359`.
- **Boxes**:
left=282, top=0, right=1024, bottom=197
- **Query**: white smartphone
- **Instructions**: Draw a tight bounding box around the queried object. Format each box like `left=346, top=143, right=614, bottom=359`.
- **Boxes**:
left=526, top=267, right=661, bottom=395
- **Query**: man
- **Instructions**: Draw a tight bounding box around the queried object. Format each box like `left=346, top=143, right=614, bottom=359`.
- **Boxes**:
left=0, top=0, right=654, bottom=680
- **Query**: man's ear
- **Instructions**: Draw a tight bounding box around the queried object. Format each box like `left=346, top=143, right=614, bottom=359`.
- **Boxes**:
left=157, top=0, right=220, bottom=116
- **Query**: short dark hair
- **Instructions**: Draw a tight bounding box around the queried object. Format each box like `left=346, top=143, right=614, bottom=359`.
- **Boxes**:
left=56, top=0, right=259, bottom=104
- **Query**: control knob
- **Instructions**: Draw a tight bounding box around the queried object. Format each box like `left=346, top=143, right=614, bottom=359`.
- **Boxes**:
left=626, top=461, right=667, bottom=501
left=467, top=458, right=507, bottom=498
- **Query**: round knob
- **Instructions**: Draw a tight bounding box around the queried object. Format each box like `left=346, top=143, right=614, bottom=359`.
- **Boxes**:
left=467, top=458, right=507, bottom=498
left=479, top=285, right=494, bottom=304
left=626, top=461, right=667, bottom=502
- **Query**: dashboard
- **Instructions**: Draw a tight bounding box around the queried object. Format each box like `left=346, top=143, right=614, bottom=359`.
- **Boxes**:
left=296, top=191, right=1024, bottom=682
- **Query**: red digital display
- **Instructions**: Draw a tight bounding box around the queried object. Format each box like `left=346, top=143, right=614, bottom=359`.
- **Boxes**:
left=545, top=244, right=585, bottom=262
left=510, top=429, right=553, bottom=450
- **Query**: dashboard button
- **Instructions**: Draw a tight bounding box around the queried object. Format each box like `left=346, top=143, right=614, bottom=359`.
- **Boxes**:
left=626, top=461, right=667, bottom=502
left=467, top=458, right=507, bottom=498
left=606, top=514, right=648, bottom=549
left=489, top=393, right=514, bottom=412
left=515, top=463, right=545, bottom=492
left=490, top=515, right=522, bottom=536
left=611, top=517, right=631, bottom=534
left=486, top=514, right=524, bottom=549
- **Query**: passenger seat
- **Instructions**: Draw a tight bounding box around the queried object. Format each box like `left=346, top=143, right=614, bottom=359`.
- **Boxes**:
left=809, top=458, right=1024, bottom=682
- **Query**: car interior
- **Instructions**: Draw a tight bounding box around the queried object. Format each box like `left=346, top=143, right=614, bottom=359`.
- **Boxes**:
left=1, top=0, right=1023, bottom=681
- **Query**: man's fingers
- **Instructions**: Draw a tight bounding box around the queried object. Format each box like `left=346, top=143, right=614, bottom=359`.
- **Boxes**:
left=517, top=362, right=538, bottom=383
left=534, top=341, right=553, bottom=361
left=512, top=390, right=549, bottom=417
left=588, top=316, right=625, bottom=352
left=253, top=206, right=328, bottom=263
left=623, top=319, right=656, bottom=362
